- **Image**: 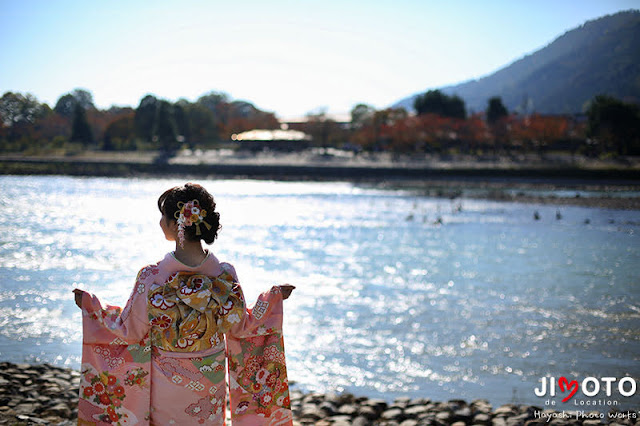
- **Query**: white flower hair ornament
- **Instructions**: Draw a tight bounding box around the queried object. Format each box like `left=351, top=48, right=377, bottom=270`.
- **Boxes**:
left=174, top=199, right=212, bottom=247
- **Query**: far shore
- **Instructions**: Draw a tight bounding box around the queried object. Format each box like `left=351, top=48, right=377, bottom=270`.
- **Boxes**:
left=2, top=150, right=640, bottom=210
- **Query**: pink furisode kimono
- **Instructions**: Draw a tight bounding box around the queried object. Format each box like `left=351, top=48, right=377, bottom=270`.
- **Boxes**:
left=77, top=252, right=293, bottom=425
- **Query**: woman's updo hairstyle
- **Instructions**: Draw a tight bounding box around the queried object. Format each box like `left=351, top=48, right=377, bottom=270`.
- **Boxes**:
left=157, top=183, right=221, bottom=244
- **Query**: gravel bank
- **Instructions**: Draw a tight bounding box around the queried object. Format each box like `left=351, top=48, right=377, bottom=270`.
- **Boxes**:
left=1, top=362, right=638, bottom=425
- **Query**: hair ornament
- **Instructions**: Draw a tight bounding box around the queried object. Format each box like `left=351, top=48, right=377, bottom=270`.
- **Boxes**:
left=174, top=199, right=212, bottom=247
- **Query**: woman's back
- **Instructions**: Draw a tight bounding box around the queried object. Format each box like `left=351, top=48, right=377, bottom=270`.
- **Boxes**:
left=75, top=183, right=293, bottom=425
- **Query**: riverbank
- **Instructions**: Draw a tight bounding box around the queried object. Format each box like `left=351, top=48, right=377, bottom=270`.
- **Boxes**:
left=2, top=151, right=640, bottom=210
left=0, top=362, right=635, bottom=425
left=2, top=151, right=640, bottom=182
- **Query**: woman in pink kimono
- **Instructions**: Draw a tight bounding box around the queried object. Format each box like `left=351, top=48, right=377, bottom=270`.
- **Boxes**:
left=73, top=183, right=294, bottom=425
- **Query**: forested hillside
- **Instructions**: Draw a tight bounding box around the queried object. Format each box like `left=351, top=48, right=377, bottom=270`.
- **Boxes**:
left=395, top=10, right=640, bottom=114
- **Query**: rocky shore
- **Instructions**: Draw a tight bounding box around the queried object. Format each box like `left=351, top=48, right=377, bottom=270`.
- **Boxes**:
left=1, top=363, right=637, bottom=425
left=0, top=363, right=77, bottom=425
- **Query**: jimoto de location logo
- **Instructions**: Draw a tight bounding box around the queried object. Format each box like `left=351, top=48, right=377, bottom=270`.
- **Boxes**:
left=534, top=376, right=637, bottom=406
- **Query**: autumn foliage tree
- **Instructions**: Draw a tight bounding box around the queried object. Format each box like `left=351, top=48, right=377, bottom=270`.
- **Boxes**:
left=348, top=96, right=592, bottom=156
left=508, top=114, right=573, bottom=153
left=103, top=109, right=135, bottom=151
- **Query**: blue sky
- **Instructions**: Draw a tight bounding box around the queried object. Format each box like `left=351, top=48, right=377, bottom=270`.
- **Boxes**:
left=1, top=0, right=638, bottom=118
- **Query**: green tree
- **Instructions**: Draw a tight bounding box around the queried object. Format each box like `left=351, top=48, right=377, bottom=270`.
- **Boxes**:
left=229, top=100, right=257, bottom=118
left=173, top=99, right=191, bottom=146
left=586, top=95, right=640, bottom=155
left=196, top=91, right=227, bottom=131
left=71, top=88, right=95, bottom=110
left=486, top=97, right=508, bottom=124
left=0, top=92, right=46, bottom=142
left=414, top=90, right=466, bottom=119
left=446, top=95, right=466, bottom=119
left=184, top=102, right=218, bottom=145
left=54, top=94, right=77, bottom=118
left=54, top=89, right=95, bottom=118
left=134, top=94, right=158, bottom=142
left=153, top=100, right=180, bottom=155
left=70, top=103, right=93, bottom=145
left=0, top=92, right=43, bottom=128
left=197, top=91, right=229, bottom=112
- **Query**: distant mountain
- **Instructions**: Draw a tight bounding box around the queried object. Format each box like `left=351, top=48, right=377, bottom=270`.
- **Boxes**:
left=393, top=10, right=640, bottom=115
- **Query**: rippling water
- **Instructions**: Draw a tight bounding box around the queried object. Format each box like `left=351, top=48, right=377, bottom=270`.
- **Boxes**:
left=0, top=175, right=639, bottom=409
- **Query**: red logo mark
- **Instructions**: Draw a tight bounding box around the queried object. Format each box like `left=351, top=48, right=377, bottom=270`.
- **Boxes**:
left=558, top=377, right=579, bottom=402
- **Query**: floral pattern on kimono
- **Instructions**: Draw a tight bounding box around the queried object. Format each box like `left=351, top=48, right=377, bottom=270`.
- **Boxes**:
left=77, top=255, right=293, bottom=425
left=78, top=265, right=155, bottom=425
left=227, top=287, right=292, bottom=424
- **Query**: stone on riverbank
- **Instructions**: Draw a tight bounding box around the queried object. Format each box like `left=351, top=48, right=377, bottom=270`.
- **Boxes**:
left=0, top=362, right=77, bottom=425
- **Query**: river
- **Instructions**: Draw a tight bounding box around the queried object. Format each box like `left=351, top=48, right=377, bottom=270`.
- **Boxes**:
left=0, top=175, right=638, bottom=409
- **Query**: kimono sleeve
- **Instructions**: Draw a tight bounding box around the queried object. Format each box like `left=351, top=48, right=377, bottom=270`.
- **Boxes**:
left=78, top=266, right=152, bottom=345
left=77, top=265, right=156, bottom=425
left=225, top=285, right=293, bottom=425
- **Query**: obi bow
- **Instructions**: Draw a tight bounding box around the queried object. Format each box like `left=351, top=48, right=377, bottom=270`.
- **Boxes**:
left=148, top=272, right=245, bottom=352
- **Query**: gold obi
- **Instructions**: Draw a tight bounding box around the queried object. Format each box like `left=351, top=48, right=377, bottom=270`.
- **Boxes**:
left=148, top=271, right=245, bottom=352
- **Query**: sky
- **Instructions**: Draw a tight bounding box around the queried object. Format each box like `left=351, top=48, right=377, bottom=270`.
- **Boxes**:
left=1, top=0, right=638, bottom=119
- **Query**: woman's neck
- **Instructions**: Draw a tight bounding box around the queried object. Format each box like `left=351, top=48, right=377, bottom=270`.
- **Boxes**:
left=173, top=241, right=208, bottom=267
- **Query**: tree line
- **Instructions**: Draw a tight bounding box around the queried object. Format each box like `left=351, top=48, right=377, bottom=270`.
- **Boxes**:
left=337, top=91, right=640, bottom=156
left=0, top=89, right=279, bottom=154
left=1, top=88, right=639, bottom=157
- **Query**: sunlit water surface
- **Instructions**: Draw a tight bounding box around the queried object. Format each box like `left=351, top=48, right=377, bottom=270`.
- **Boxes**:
left=0, top=176, right=639, bottom=409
